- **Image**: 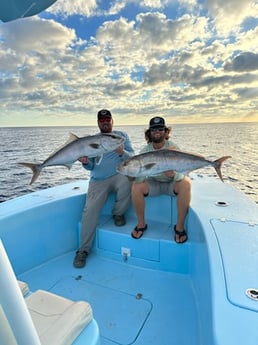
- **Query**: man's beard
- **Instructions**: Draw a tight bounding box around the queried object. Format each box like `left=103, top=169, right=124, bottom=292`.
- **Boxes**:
left=100, top=124, right=112, bottom=133
left=152, top=135, right=164, bottom=143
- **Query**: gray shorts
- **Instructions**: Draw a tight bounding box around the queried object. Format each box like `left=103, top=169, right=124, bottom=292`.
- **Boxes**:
left=145, top=178, right=177, bottom=197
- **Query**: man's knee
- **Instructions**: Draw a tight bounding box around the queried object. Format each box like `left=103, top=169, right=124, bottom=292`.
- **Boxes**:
left=175, top=176, right=191, bottom=194
left=132, top=181, right=148, bottom=196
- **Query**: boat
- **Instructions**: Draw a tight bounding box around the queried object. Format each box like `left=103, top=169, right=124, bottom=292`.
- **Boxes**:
left=1, top=173, right=258, bottom=345
left=1, top=2, right=258, bottom=344
left=0, top=0, right=57, bottom=22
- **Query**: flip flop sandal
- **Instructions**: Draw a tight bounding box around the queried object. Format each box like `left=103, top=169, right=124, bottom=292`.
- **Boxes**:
left=174, top=225, right=188, bottom=244
left=131, top=224, right=148, bottom=239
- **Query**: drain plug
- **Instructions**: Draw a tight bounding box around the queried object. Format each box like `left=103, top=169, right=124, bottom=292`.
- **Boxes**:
left=215, top=201, right=228, bottom=207
left=136, top=293, right=143, bottom=300
left=245, top=288, right=258, bottom=300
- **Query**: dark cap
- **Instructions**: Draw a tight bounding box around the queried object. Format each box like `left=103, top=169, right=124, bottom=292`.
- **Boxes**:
left=149, top=116, right=165, bottom=128
left=97, top=109, right=112, bottom=118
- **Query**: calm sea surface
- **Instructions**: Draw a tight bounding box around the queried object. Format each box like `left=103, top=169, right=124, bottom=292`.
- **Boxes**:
left=0, top=122, right=257, bottom=204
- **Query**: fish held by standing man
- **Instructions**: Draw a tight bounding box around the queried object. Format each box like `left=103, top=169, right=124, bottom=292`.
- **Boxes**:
left=19, top=132, right=125, bottom=184
left=117, top=149, right=231, bottom=182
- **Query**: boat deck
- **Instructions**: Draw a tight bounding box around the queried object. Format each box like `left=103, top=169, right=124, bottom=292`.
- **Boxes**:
left=18, top=249, right=200, bottom=345
left=14, top=187, right=202, bottom=345
left=2, top=177, right=258, bottom=345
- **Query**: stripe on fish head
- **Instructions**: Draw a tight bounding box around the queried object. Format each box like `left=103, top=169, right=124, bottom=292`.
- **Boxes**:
left=144, top=163, right=156, bottom=170
left=89, top=143, right=100, bottom=149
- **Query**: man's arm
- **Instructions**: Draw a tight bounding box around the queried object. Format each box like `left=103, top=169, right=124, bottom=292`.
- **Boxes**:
left=117, top=132, right=134, bottom=159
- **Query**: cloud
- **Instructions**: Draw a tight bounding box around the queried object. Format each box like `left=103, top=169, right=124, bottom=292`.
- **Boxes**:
left=0, top=17, right=82, bottom=113
left=0, top=2, right=258, bottom=125
left=190, top=72, right=257, bottom=89
left=0, top=17, right=76, bottom=53
left=143, top=59, right=206, bottom=86
left=205, top=0, right=258, bottom=35
left=139, top=0, right=170, bottom=9
left=47, top=0, right=170, bottom=18
left=47, top=0, right=98, bottom=17
left=233, top=87, right=258, bottom=99
left=224, top=52, right=258, bottom=72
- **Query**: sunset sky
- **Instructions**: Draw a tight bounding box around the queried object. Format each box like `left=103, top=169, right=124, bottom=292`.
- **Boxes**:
left=0, top=0, right=258, bottom=127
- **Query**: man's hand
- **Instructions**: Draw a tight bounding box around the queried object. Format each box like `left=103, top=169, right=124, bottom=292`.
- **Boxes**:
left=164, top=170, right=176, bottom=178
left=78, top=156, right=89, bottom=165
left=115, top=144, right=124, bottom=156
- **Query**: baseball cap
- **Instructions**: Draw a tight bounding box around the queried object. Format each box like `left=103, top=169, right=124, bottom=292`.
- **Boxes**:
left=149, top=116, right=165, bottom=128
left=97, top=109, right=112, bottom=118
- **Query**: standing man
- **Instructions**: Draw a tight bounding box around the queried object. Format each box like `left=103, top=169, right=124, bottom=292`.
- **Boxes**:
left=131, top=116, right=191, bottom=243
left=73, top=109, right=134, bottom=268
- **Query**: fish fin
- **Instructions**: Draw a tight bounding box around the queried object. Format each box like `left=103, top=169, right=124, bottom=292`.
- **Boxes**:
left=170, top=148, right=206, bottom=158
left=59, top=133, right=79, bottom=148
left=67, top=132, right=79, bottom=142
left=58, top=133, right=79, bottom=147
left=95, top=155, right=103, bottom=165
left=46, top=133, right=80, bottom=159
left=214, top=156, right=232, bottom=182
left=63, top=163, right=73, bottom=170
left=89, top=143, right=100, bottom=149
left=18, top=162, right=41, bottom=184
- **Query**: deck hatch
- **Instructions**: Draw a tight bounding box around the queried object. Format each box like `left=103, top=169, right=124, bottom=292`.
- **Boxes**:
left=211, top=219, right=258, bottom=312
left=50, top=277, right=152, bottom=344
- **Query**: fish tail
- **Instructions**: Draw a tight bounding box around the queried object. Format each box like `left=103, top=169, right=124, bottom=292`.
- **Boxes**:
left=214, top=156, right=231, bottom=182
left=18, top=162, right=41, bottom=184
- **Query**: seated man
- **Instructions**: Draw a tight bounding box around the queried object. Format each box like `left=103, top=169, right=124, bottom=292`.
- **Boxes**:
left=73, top=109, right=134, bottom=268
left=131, top=116, right=191, bottom=243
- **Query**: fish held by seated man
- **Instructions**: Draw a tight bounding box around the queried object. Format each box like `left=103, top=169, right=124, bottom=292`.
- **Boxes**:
left=116, top=149, right=231, bottom=182
left=19, top=132, right=125, bottom=184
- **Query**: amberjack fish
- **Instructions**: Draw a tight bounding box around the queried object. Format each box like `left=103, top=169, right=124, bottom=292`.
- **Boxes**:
left=19, top=132, right=125, bottom=184
left=117, top=149, right=231, bottom=182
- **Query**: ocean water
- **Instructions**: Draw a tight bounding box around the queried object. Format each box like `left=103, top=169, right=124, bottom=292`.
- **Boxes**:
left=0, top=122, right=257, bottom=204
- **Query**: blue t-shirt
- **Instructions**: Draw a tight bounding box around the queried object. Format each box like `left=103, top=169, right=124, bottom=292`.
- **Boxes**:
left=82, top=130, right=134, bottom=181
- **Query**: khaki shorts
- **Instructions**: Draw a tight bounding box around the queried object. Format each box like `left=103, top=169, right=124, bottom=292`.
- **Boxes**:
left=145, top=178, right=178, bottom=197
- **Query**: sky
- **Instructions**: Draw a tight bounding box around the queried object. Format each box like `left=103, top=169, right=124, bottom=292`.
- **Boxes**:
left=0, top=0, right=258, bottom=127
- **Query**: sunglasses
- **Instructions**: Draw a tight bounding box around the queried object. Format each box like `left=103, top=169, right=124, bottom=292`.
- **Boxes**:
left=150, top=127, right=165, bottom=132
left=98, top=117, right=112, bottom=123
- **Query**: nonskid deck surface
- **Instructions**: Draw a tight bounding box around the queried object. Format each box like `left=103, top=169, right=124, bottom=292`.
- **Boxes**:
left=18, top=252, right=200, bottom=345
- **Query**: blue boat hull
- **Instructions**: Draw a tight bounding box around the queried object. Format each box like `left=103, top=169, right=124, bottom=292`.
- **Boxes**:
left=0, top=175, right=258, bottom=344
